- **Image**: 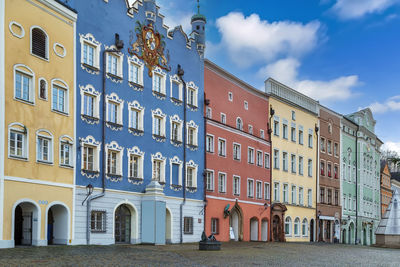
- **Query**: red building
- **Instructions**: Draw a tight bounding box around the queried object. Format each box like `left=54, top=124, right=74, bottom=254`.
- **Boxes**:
left=204, top=60, right=271, bottom=242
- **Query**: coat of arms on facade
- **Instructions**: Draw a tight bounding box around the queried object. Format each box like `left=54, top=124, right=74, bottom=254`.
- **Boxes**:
left=129, top=21, right=170, bottom=77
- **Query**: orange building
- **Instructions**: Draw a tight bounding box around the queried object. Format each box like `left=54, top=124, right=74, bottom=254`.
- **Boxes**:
left=380, top=161, right=392, bottom=217
left=204, top=60, right=271, bottom=242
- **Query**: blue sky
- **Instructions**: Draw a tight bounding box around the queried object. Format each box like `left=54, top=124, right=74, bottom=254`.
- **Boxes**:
left=154, top=0, right=400, bottom=153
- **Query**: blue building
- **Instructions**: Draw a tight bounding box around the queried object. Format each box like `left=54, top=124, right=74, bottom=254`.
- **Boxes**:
left=64, top=0, right=206, bottom=245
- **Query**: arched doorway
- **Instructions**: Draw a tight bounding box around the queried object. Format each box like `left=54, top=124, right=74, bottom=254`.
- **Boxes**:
left=261, top=219, right=268, bottom=242
left=272, top=215, right=282, bottom=242
left=47, top=204, right=69, bottom=245
left=334, top=220, right=340, bottom=243
left=310, top=219, right=314, bottom=242
left=370, top=227, right=373, bottom=245
left=348, top=222, right=354, bottom=244
left=342, top=228, right=347, bottom=244
left=14, top=202, right=39, bottom=246
left=363, top=227, right=367, bottom=245
left=165, top=208, right=172, bottom=244
left=250, top=217, right=259, bottom=241
left=229, top=203, right=243, bottom=241
left=318, top=219, right=323, bottom=241
left=115, top=205, right=131, bottom=243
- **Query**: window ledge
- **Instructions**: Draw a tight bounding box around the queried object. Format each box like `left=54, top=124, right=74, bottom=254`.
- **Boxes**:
left=218, top=154, right=226, bottom=158
left=152, top=90, right=166, bottom=98
left=153, top=134, right=166, bottom=140
left=107, top=121, right=123, bottom=128
left=187, top=144, right=198, bottom=149
left=128, top=81, right=144, bottom=88
left=91, top=230, right=106, bottom=233
left=52, top=109, right=69, bottom=116
left=107, top=72, right=123, bottom=80
left=31, top=52, right=49, bottom=62
left=82, top=114, right=100, bottom=121
left=129, top=177, right=144, bottom=181
left=171, top=184, right=182, bottom=189
left=14, top=97, right=35, bottom=106
left=129, top=128, right=144, bottom=134
left=37, top=160, right=53, bottom=165
left=187, top=103, right=198, bottom=110
left=60, top=164, right=74, bottom=169
left=171, top=139, right=182, bottom=145
left=107, top=173, right=122, bottom=178
left=171, top=97, right=183, bottom=104
left=233, top=158, right=241, bottom=161
left=9, top=155, right=28, bottom=161
left=187, top=186, right=197, bottom=191
left=82, top=63, right=100, bottom=72
left=82, top=169, right=100, bottom=174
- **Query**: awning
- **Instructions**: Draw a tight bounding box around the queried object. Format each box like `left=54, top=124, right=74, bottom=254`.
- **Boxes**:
left=319, top=215, right=335, bottom=221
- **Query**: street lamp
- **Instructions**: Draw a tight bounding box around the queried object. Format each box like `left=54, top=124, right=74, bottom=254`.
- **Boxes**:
left=82, top=184, right=93, bottom=205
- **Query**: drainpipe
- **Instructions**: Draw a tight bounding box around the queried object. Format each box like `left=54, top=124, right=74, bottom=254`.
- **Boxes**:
left=355, top=124, right=359, bottom=244
left=268, top=105, right=274, bottom=241
left=203, top=94, right=210, bottom=234
left=315, top=124, right=319, bottom=242
left=177, top=64, right=187, bottom=244
left=86, top=34, right=124, bottom=245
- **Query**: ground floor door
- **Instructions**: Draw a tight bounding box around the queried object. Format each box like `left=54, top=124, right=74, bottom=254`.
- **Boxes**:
left=230, top=209, right=240, bottom=241
left=250, top=218, right=259, bottom=241
left=115, top=205, right=131, bottom=243
left=47, top=209, right=54, bottom=245
left=310, top=219, right=314, bottom=242
left=261, top=220, right=268, bottom=241
left=272, top=215, right=283, bottom=242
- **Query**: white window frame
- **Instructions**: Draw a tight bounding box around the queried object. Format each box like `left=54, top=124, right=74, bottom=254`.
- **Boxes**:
left=308, top=129, right=313, bottom=148
left=151, top=108, right=166, bottom=138
left=294, top=217, right=301, bottom=237
left=264, top=182, right=270, bottom=200
left=308, top=189, right=312, bottom=207
left=80, top=135, right=101, bottom=173
left=218, top=138, right=226, bottom=157
left=273, top=149, right=280, bottom=169
left=206, top=107, right=212, bottom=119
left=151, top=152, right=166, bottom=183
left=308, top=159, right=313, bottom=177
left=30, top=26, right=49, bottom=60
left=298, top=156, right=304, bottom=175
left=206, top=134, right=214, bottom=153
left=236, top=117, right=243, bottom=130
left=233, top=175, right=241, bottom=196
left=106, top=48, right=123, bottom=78
left=256, top=150, right=263, bottom=167
left=264, top=153, right=270, bottom=169
left=247, top=178, right=254, bottom=198
left=302, top=218, right=308, bottom=237
left=220, top=113, right=226, bottom=124
left=285, top=216, right=292, bottom=236
left=256, top=181, right=262, bottom=199
left=13, top=64, right=35, bottom=104
left=59, top=135, right=73, bottom=167
left=128, top=55, right=144, bottom=86
left=187, top=81, right=199, bottom=108
left=248, top=124, right=253, bottom=134
left=36, top=129, right=53, bottom=164
left=128, top=100, right=145, bottom=132
left=282, top=121, right=288, bottom=139
left=51, top=79, right=69, bottom=115
left=233, top=143, right=241, bottom=161
left=169, top=156, right=183, bottom=186
left=186, top=160, right=198, bottom=188
left=169, top=74, right=183, bottom=102
left=298, top=126, right=304, bottom=145
left=244, top=101, right=248, bottom=110
left=273, top=116, right=280, bottom=136
left=283, top=183, right=289, bottom=203
left=218, top=172, right=227, bottom=193
left=105, top=141, right=124, bottom=177
left=299, top=187, right=304, bottom=206
left=186, top=120, right=199, bottom=148
left=228, top=92, right=233, bottom=101
left=291, top=154, right=296, bottom=173
left=282, top=151, right=288, bottom=171
left=80, top=33, right=101, bottom=70
left=128, top=146, right=145, bottom=180
left=106, top=93, right=124, bottom=125
left=260, top=129, right=265, bottom=139
left=274, top=182, right=280, bottom=202
left=80, top=84, right=100, bottom=119
left=152, top=67, right=167, bottom=96
left=248, top=147, right=255, bottom=164
left=170, top=115, right=183, bottom=144
left=291, top=185, right=297, bottom=205
left=206, top=169, right=214, bottom=191
left=8, top=122, right=28, bottom=160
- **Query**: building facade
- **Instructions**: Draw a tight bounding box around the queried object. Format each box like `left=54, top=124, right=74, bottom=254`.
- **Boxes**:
left=0, top=0, right=77, bottom=248
left=340, top=117, right=358, bottom=244
left=380, top=161, right=392, bottom=217
left=391, top=173, right=400, bottom=193
left=67, top=0, right=205, bottom=245
left=317, top=106, right=341, bottom=243
left=204, top=60, right=271, bottom=242
left=266, top=78, right=318, bottom=242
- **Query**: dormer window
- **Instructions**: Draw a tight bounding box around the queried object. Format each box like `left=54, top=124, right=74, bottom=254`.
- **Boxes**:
left=31, top=27, right=48, bottom=60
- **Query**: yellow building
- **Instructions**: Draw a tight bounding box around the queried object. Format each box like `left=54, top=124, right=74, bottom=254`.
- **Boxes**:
left=0, top=0, right=77, bottom=248
left=266, top=78, right=319, bottom=242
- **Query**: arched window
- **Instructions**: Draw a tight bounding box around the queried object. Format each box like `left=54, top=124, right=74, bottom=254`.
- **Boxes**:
left=236, top=117, right=243, bottom=130
left=8, top=122, right=28, bottom=159
left=38, top=78, right=47, bottom=100
left=294, top=217, right=300, bottom=236
left=60, top=135, right=73, bottom=167
left=14, top=64, right=35, bottom=103
left=36, top=129, right=53, bottom=164
left=285, top=216, right=292, bottom=236
left=302, top=218, right=308, bottom=236
left=51, top=79, right=69, bottom=114
left=31, top=27, right=48, bottom=59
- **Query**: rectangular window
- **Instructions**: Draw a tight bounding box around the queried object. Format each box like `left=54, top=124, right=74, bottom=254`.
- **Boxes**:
left=334, top=143, right=339, bottom=157
left=90, top=211, right=106, bottom=232
left=233, top=144, right=241, bottom=160
left=248, top=148, right=254, bottom=164
left=320, top=187, right=325, bottom=204
left=260, top=130, right=265, bottom=139
left=327, top=163, right=332, bottom=177
left=154, top=74, right=162, bottom=93
left=320, top=137, right=325, bottom=152
left=274, top=182, right=280, bottom=202
left=15, top=72, right=32, bottom=102
left=107, top=151, right=118, bottom=175
left=264, top=153, right=270, bottom=169
left=60, top=142, right=72, bottom=166
left=83, top=146, right=94, bottom=171
left=52, top=85, right=66, bottom=113
left=299, top=130, right=303, bottom=145
left=327, top=140, right=332, bottom=154
left=256, top=181, right=262, bottom=199
left=334, top=165, right=338, bottom=179
left=129, top=154, right=140, bottom=178
left=186, top=167, right=195, bottom=187
left=274, top=150, right=279, bottom=169
left=107, top=54, right=118, bottom=75
left=206, top=135, right=214, bottom=153
left=188, top=127, right=196, bottom=146
left=206, top=107, right=212, bottom=119
left=153, top=160, right=162, bottom=181
left=327, top=189, right=332, bottom=205
left=233, top=176, right=240, bottom=195
left=299, top=187, right=304, bottom=206
left=184, top=217, right=193, bottom=234
left=247, top=179, right=254, bottom=198
left=130, top=109, right=140, bottom=130
left=298, top=156, right=304, bottom=175
left=9, top=130, right=26, bottom=158
left=283, top=184, right=288, bottom=203
left=320, top=161, right=325, bottom=176
left=188, top=88, right=196, bottom=107
left=206, top=171, right=214, bottom=191
left=221, top=113, right=226, bottom=124
left=129, top=62, right=139, bottom=84
left=218, top=139, right=226, bottom=157
left=308, top=132, right=313, bottom=148
left=264, top=183, right=270, bottom=200
left=291, top=154, right=296, bottom=173
left=153, top=116, right=162, bottom=136
left=291, top=185, right=296, bottom=204
left=218, top=173, right=226, bottom=193
left=37, top=136, right=51, bottom=162
left=107, top=102, right=118, bottom=124
left=83, top=43, right=95, bottom=66
left=308, top=159, right=313, bottom=177
left=282, top=152, right=288, bottom=171
left=248, top=125, right=253, bottom=134
left=211, top=218, right=219, bottom=234
left=334, top=190, right=339, bottom=206
left=291, top=127, right=296, bottom=142
left=308, top=189, right=312, bottom=207
left=83, top=94, right=94, bottom=117
left=256, top=151, right=263, bottom=166
left=282, top=124, right=288, bottom=139
left=274, top=120, right=279, bottom=136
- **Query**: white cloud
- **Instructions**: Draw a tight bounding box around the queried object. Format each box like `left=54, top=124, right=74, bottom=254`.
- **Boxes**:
left=215, top=12, right=321, bottom=67
left=330, top=0, right=400, bottom=20
left=151, top=0, right=193, bottom=34
left=368, top=95, right=400, bottom=114
left=261, top=58, right=360, bottom=102
left=382, top=142, right=400, bottom=155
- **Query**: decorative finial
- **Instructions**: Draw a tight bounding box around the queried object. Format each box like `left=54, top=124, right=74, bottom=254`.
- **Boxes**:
left=197, top=0, right=200, bottom=14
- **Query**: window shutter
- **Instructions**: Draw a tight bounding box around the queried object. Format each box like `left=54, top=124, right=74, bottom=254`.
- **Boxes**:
left=32, top=28, right=47, bottom=59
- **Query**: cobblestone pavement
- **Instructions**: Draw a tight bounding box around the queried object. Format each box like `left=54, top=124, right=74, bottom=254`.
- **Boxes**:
left=0, top=242, right=399, bottom=267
